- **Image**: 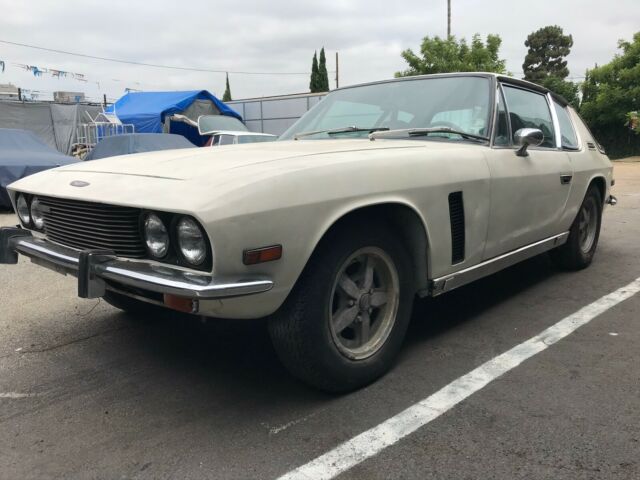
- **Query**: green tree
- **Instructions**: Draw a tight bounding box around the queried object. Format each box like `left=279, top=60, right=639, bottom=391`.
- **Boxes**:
left=222, top=73, right=232, bottom=102
left=521, top=25, right=578, bottom=107
left=540, top=75, right=580, bottom=108
left=396, top=34, right=506, bottom=77
left=309, top=51, right=321, bottom=92
left=318, top=47, right=329, bottom=91
left=523, top=25, right=573, bottom=82
left=580, top=32, right=640, bottom=158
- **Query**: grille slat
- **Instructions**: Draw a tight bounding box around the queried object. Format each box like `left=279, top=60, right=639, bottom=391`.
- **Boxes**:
left=39, top=196, right=146, bottom=258
left=44, top=224, right=144, bottom=247
left=43, top=218, right=141, bottom=240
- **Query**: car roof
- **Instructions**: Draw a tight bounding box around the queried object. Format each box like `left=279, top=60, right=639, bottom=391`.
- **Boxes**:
left=333, top=72, right=570, bottom=107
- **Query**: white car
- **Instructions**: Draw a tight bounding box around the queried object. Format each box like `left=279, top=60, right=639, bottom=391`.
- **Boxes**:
left=197, top=115, right=277, bottom=146
left=0, top=73, right=615, bottom=392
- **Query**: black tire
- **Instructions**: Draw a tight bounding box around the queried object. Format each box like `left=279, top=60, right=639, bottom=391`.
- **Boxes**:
left=103, top=290, right=168, bottom=318
left=549, top=184, right=602, bottom=270
left=268, top=221, right=415, bottom=393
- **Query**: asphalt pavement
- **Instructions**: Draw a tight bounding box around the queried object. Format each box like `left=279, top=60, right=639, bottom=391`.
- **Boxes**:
left=0, top=162, right=638, bottom=479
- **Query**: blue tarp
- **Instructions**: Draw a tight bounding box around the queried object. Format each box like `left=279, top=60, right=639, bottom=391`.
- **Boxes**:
left=84, top=133, right=195, bottom=161
left=0, top=129, right=77, bottom=210
left=105, top=90, right=242, bottom=133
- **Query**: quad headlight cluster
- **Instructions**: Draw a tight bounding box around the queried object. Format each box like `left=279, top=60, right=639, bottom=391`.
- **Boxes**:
left=142, top=212, right=210, bottom=269
left=15, top=193, right=45, bottom=231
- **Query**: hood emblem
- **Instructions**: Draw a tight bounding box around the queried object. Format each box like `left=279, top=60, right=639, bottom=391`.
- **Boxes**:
left=70, top=180, right=90, bottom=187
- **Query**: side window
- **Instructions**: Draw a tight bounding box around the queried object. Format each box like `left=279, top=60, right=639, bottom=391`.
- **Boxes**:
left=502, top=86, right=556, bottom=148
left=218, top=135, right=234, bottom=146
left=553, top=101, right=579, bottom=150
left=494, top=89, right=510, bottom=146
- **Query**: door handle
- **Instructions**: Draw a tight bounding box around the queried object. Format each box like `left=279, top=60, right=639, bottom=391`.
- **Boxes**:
left=560, top=174, right=572, bottom=185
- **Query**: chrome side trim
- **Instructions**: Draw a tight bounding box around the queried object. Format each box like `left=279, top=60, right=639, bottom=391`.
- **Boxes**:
left=430, top=232, right=569, bottom=296
left=6, top=234, right=273, bottom=300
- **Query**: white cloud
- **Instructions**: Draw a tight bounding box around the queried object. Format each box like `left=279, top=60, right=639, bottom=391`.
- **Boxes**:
left=0, top=0, right=636, bottom=102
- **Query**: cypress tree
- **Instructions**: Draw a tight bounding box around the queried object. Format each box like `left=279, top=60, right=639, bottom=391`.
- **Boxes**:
left=310, top=51, right=320, bottom=92
left=319, top=47, right=329, bottom=91
left=222, top=73, right=232, bottom=102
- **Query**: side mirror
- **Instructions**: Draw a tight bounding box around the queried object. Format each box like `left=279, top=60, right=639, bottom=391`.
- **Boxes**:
left=514, top=128, right=544, bottom=157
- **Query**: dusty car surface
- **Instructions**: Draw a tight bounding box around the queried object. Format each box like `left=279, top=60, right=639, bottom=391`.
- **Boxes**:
left=0, top=73, right=615, bottom=392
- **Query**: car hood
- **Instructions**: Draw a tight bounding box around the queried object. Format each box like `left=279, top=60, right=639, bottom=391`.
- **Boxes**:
left=52, top=139, right=426, bottom=180
left=8, top=138, right=477, bottom=213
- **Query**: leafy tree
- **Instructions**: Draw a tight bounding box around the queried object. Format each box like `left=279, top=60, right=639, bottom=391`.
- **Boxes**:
left=318, top=47, right=330, bottom=91
left=222, top=73, right=232, bottom=102
left=521, top=25, right=578, bottom=108
left=309, top=51, right=321, bottom=92
left=626, top=111, right=639, bottom=134
left=523, top=25, right=573, bottom=82
left=580, top=32, right=640, bottom=158
left=540, top=75, right=580, bottom=108
left=396, top=34, right=506, bottom=77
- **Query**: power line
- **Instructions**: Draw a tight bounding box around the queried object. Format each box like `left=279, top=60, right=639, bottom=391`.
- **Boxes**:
left=0, top=39, right=313, bottom=76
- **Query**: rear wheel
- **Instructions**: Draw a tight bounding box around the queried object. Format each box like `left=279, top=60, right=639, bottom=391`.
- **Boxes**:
left=550, top=184, right=602, bottom=270
left=268, top=222, right=414, bottom=392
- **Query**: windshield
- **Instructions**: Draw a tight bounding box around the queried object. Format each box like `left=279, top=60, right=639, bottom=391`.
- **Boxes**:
left=198, top=115, right=249, bottom=134
left=279, top=76, right=491, bottom=141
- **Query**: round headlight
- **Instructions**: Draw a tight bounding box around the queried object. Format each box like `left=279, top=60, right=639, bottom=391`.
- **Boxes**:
left=177, top=217, right=207, bottom=265
left=30, top=197, right=45, bottom=230
left=143, top=213, right=169, bottom=258
left=16, top=194, right=30, bottom=225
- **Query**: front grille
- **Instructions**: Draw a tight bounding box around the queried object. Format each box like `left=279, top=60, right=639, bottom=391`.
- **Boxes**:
left=39, top=196, right=146, bottom=258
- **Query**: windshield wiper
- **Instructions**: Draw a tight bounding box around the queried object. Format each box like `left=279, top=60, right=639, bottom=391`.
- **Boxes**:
left=294, top=126, right=389, bottom=140
left=369, top=127, right=489, bottom=142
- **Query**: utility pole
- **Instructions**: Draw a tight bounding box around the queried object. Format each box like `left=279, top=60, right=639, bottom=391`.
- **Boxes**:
left=335, top=51, right=339, bottom=89
left=447, top=0, right=451, bottom=38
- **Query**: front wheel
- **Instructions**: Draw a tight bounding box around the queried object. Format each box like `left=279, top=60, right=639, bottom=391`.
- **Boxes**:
left=550, top=184, right=602, bottom=270
left=268, top=222, right=414, bottom=392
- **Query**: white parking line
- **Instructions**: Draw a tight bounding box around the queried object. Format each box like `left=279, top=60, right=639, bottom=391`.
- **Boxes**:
left=0, top=392, right=35, bottom=398
left=278, top=277, right=640, bottom=480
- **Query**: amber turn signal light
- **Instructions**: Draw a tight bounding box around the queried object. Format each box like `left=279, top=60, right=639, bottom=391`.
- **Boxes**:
left=243, top=245, right=282, bottom=265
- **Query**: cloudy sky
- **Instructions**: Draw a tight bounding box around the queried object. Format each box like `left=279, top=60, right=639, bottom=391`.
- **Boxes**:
left=0, top=0, right=637, bottom=102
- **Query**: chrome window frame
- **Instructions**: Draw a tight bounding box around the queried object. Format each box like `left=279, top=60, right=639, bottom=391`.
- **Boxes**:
left=495, top=83, right=561, bottom=153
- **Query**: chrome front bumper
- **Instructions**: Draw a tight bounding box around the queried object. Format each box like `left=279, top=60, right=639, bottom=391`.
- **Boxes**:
left=0, top=227, right=273, bottom=302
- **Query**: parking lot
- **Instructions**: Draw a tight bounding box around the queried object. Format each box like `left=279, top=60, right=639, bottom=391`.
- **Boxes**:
left=0, top=161, right=638, bottom=479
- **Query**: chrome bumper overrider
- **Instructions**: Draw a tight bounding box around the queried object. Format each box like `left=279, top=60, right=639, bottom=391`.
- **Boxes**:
left=0, top=227, right=273, bottom=301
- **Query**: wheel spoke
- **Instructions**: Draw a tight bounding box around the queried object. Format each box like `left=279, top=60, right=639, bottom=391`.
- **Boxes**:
left=370, top=290, right=388, bottom=307
left=362, top=256, right=374, bottom=291
left=333, top=305, right=359, bottom=333
left=338, top=274, right=360, bottom=299
left=359, top=311, right=371, bottom=345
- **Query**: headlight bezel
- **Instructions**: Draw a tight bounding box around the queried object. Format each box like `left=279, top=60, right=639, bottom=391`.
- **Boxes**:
left=30, top=196, right=45, bottom=230
left=139, top=211, right=212, bottom=272
left=16, top=193, right=31, bottom=226
left=142, top=212, right=170, bottom=259
left=176, top=216, right=208, bottom=266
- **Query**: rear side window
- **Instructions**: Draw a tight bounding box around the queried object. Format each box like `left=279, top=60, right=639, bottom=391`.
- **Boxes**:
left=502, top=86, right=556, bottom=148
left=553, top=101, right=579, bottom=150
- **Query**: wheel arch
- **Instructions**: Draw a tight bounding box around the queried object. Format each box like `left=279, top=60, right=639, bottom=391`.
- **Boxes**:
left=587, top=175, right=607, bottom=204
left=304, top=200, right=432, bottom=294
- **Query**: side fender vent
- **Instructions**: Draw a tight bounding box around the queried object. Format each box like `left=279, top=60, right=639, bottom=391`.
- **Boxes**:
left=448, top=191, right=465, bottom=264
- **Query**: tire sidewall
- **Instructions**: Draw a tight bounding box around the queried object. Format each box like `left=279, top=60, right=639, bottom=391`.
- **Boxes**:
left=570, top=186, right=602, bottom=264
left=282, top=223, right=414, bottom=390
